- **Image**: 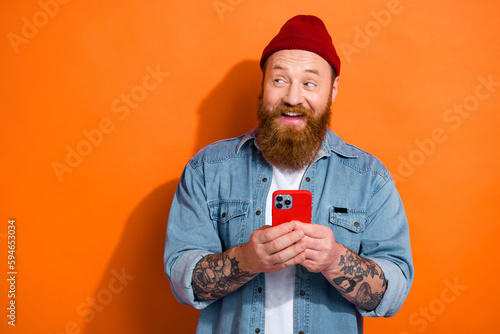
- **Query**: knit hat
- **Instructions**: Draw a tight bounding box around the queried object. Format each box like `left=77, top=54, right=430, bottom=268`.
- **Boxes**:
left=260, top=15, right=341, bottom=76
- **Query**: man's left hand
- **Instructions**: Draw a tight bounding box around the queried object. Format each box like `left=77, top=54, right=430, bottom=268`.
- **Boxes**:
left=291, top=221, right=342, bottom=275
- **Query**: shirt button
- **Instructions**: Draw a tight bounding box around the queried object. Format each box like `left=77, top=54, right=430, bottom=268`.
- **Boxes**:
left=255, top=329, right=260, bottom=333
left=299, top=331, right=304, bottom=334
left=354, top=222, right=359, bottom=227
left=258, top=287, right=262, bottom=293
left=222, top=213, right=226, bottom=218
left=305, top=177, right=311, bottom=182
left=300, top=290, right=305, bottom=296
left=256, top=210, right=261, bottom=215
left=262, top=178, right=267, bottom=182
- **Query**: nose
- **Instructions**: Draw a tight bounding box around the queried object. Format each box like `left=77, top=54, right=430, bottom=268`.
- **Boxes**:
left=283, top=82, right=303, bottom=106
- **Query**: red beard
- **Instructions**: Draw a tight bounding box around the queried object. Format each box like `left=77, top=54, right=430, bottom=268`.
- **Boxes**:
left=256, top=92, right=332, bottom=171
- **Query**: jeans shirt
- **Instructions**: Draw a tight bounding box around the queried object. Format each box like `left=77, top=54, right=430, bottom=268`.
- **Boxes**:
left=164, top=128, right=414, bottom=333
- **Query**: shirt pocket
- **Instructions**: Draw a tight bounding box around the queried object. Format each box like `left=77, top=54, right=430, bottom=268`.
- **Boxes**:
left=329, top=206, right=369, bottom=252
left=208, top=200, right=250, bottom=249
left=208, top=200, right=250, bottom=223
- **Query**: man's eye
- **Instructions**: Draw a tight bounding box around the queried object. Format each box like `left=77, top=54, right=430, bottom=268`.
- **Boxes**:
left=274, top=78, right=285, bottom=84
left=305, top=82, right=316, bottom=87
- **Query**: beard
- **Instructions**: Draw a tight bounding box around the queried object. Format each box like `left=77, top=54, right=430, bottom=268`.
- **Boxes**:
left=256, top=91, right=332, bottom=171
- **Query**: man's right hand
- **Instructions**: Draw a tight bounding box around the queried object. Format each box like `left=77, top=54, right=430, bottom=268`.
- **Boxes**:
left=236, top=221, right=307, bottom=274
left=192, top=221, right=307, bottom=301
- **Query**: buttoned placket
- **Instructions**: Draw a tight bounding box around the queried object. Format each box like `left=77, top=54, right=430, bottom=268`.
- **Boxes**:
left=250, top=160, right=273, bottom=334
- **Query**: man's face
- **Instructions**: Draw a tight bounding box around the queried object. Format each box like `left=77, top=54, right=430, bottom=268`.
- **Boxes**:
left=261, top=49, right=339, bottom=131
left=256, top=49, right=339, bottom=171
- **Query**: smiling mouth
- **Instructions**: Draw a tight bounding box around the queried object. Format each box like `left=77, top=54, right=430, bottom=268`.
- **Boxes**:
left=282, top=111, right=304, bottom=118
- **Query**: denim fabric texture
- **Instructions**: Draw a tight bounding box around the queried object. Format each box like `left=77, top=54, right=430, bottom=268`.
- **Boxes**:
left=164, top=128, right=414, bottom=334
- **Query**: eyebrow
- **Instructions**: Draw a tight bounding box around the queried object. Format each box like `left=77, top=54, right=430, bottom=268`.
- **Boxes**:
left=272, top=65, right=286, bottom=71
left=305, top=68, right=320, bottom=76
left=271, top=65, right=320, bottom=76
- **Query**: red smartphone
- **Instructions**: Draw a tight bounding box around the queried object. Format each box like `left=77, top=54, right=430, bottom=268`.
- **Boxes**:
left=272, top=190, right=312, bottom=226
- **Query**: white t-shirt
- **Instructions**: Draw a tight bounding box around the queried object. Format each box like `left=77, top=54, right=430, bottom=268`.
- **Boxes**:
left=264, top=166, right=306, bottom=334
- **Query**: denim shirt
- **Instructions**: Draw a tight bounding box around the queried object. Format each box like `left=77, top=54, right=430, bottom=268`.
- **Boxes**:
left=164, top=128, right=414, bottom=334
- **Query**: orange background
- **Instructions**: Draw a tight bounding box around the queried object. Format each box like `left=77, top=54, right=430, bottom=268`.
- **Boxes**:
left=1, top=1, right=499, bottom=333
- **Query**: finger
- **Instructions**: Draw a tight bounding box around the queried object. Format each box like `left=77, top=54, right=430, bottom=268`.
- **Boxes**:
left=300, top=236, right=324, bottom=251
left=265, top=230, right=305, bottom=254
left=299, top=258, right=323, bottom=273
left=278, top=252, right=307, bottom=269
left=255, top=221, right=296, bottom=243
left=292, top=221, right=331, bottom=239
left=302, top=248, right=320, bottom=260
left=268, top=239, right=307, bottom=265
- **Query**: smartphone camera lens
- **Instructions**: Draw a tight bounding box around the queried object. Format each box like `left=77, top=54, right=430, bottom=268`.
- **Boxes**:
left=284, top=199, right=291, bottom=205
left=276, top=196, right=283, bottom=202
left=276, top=203, right=283, bottom=209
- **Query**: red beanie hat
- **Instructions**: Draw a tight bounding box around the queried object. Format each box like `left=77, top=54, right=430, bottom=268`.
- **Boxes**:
left=260, top=15, right=341, bottom=76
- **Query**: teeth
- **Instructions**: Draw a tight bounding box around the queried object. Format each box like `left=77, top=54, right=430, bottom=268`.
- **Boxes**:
left=285, top=112, right=302, bottom=117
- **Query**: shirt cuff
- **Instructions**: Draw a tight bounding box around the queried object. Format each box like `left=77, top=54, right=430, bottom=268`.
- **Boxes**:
left=356, top=257, right=408, bottom=318
left=170, top=249, right=216, bottom=310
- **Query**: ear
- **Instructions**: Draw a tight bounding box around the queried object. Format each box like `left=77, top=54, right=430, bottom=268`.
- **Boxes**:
left=331, top=76, right=340, bottom=102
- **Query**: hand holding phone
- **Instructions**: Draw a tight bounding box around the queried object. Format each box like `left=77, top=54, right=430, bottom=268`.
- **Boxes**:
left=272, top=190, right=312, bottom=226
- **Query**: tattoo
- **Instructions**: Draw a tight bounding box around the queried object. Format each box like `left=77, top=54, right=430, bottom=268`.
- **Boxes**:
left=338, top=249, right=380, bottom=281
left=332, top=276, right=357, bottom=293
left=192, top=252, right=256, bottom=301
left=355, top=282, right=385, bottom=310
left=332, top=248, right=388, bottom=310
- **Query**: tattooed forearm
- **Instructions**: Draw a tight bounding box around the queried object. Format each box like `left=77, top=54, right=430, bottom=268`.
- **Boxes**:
left=332, top=247, right=388, bottom=310
left=192, top=251, right=257, bottom=301
left=338, top=248, right=382, bottom=282
left=355, top=282, right=385, bottom=310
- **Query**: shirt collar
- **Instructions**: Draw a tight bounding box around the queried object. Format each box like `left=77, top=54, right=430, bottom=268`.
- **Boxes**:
left=236, top=128, right=358, bottom=159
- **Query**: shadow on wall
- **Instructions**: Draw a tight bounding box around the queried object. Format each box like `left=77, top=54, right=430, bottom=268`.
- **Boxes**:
left=193, top=59, right=260, bottom=153
left=82, top=60, right=261, bottom=333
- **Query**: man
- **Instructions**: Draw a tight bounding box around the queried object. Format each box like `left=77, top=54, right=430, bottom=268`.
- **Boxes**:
left=164, top=15, right=413, bottom=333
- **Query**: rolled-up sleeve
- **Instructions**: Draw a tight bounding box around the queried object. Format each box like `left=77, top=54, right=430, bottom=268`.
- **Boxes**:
left=164, top=161, right=223, bottom=309
left=357, top=257, right=409, bottom=317
left=168, top=249, right=216, bottom=309
left=357, top=176, right=414, bottom=317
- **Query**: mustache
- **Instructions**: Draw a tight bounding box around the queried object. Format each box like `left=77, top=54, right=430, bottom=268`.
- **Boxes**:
left=269, top=104, right=314, bottom=119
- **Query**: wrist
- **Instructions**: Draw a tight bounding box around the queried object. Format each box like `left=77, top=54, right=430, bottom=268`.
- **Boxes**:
left=321, top=242, right=346, bottom=279
left=233, top=243, right=258, bottom=274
